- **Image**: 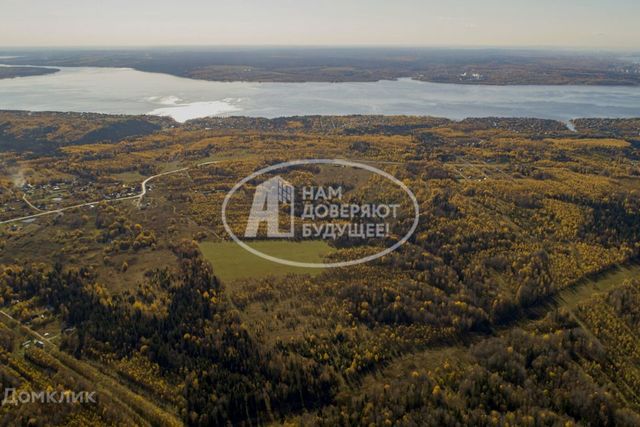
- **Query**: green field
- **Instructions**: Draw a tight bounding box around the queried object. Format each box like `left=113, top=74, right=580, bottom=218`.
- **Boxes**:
left=199, top=240, right=335, bottom=281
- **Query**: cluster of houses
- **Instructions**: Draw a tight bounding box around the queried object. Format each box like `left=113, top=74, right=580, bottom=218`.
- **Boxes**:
left=20, top=327, right=76, bottom=351
left=19, top=180, right=139, bottom=206
left=102, top=183, right=140, bottom=200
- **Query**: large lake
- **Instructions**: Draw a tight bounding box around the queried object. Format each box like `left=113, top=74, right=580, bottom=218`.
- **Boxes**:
left=0, top=65, right=639, bottom=123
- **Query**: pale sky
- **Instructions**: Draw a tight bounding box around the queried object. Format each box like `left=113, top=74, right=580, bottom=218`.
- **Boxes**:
left=1, top=0, right=639, bottom=49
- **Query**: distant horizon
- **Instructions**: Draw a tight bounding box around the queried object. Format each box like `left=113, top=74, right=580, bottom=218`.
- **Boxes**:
left=0, top=45, right=638, bottom=53
left=3, top=0, right=639, bottom=49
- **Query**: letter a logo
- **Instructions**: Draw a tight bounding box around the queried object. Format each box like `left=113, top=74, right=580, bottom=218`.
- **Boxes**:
left=245, top=176, right=295, bottom=238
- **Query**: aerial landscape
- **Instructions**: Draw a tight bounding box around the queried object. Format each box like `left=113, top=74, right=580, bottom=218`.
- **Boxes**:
left=1, top=1, right=640, bottom=426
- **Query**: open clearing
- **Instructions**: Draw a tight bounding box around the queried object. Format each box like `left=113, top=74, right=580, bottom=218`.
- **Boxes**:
left=199, top=240, right=335, bottom=281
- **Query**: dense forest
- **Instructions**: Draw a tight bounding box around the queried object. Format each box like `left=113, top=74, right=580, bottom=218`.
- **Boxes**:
left=1, top=112, right=640, bottom=425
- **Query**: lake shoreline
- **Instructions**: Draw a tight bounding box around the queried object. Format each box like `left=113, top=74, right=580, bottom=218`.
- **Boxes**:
left=0, top=65, right=59, bottom=80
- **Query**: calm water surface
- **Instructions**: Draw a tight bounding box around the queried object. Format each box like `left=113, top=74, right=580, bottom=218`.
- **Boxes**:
left=0, top=65, right=638, bottom=122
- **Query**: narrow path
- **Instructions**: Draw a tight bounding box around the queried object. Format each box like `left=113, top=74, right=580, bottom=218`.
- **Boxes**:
left=22, top=194, right=44, bottom=212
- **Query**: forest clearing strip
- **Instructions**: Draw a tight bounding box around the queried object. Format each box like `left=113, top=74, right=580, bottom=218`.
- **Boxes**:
left=0, top=309, right=181, bottom=426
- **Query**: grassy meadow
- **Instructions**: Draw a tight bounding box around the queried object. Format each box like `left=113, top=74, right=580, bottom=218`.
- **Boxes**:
left=199, top=240, right=335, bottom=281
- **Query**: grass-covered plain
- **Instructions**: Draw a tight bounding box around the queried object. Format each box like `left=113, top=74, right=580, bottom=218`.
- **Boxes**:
left=199, top=240, right=335, bottom=281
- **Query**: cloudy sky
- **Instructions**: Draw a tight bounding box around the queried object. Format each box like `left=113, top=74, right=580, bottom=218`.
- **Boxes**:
left=1, top=0, right=638, bottom=48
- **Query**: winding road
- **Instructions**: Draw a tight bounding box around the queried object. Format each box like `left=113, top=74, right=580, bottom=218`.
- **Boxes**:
left=0, top=162, right=216, bottom=226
